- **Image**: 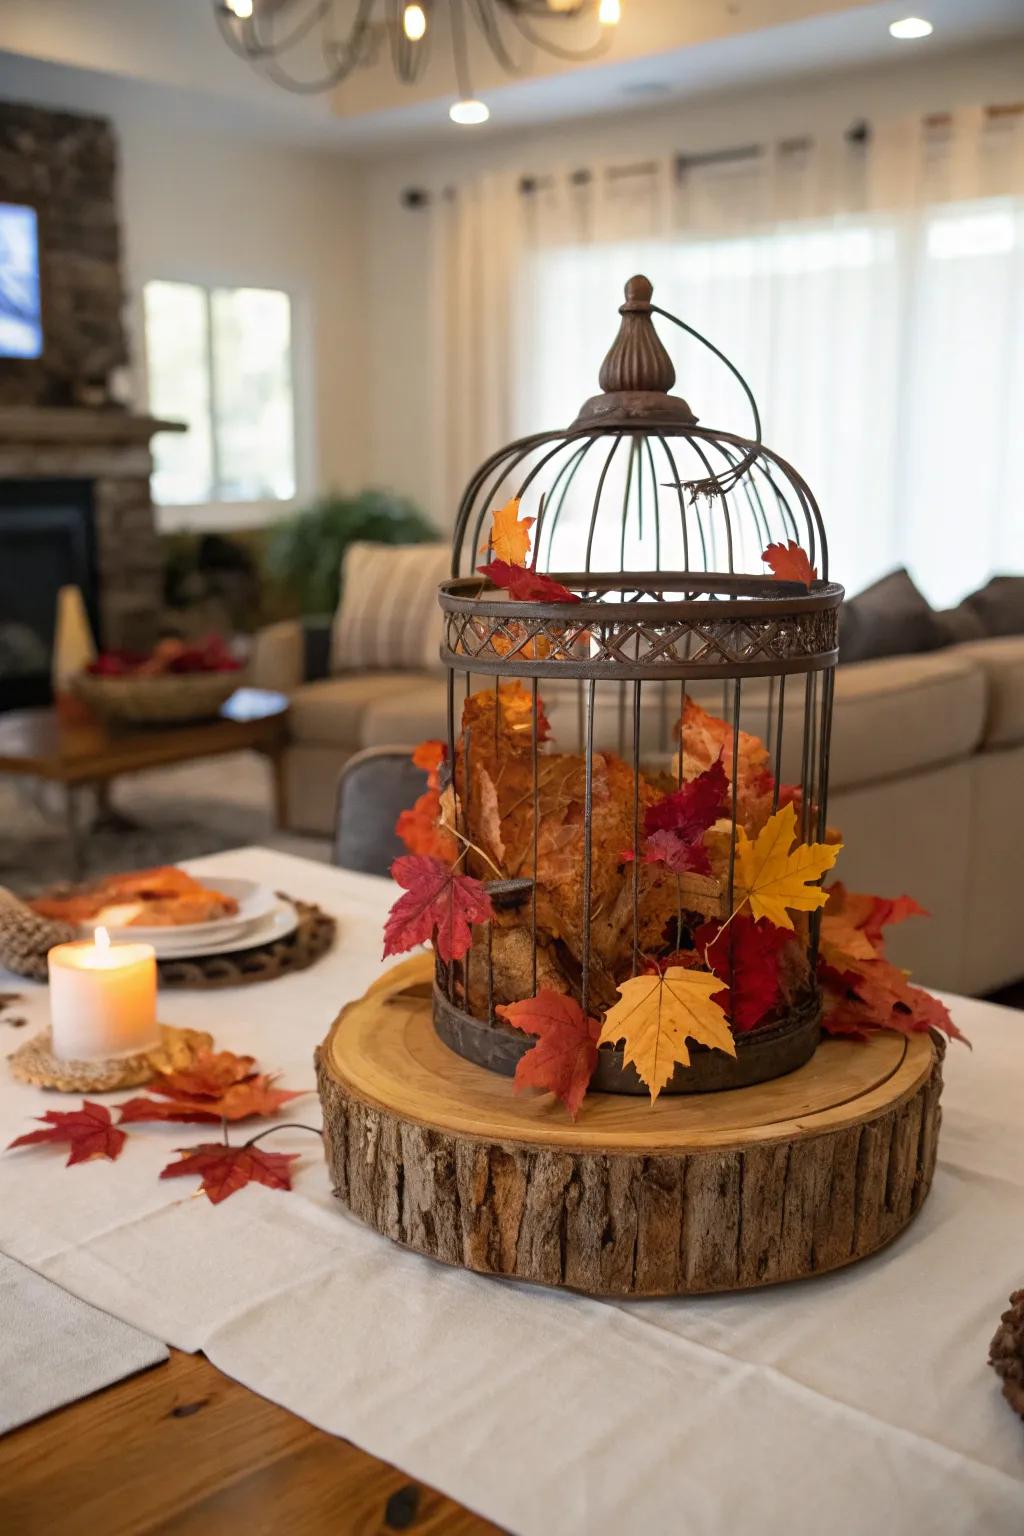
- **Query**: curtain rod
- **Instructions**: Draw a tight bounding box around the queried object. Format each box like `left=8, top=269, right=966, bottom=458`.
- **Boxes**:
left=400, top=102, right=1023, bottom=206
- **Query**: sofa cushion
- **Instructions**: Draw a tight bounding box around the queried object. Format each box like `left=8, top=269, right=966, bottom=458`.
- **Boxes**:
left=358, top=677, right=448, bottom=748
left=951, top=636, right=1024, bottom=749
left=331, top=542, right=450, bottom=675
left=289, top=673, right=434, bottom=750
left=827, top=650, right=985, bottom=789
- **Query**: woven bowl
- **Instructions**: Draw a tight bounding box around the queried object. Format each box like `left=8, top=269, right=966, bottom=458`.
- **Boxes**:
left=72, top=670, right=241, bottom=726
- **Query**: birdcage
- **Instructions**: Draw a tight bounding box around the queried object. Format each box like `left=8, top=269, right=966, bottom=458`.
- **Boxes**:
left=433, top=274, right=844, bottom=1097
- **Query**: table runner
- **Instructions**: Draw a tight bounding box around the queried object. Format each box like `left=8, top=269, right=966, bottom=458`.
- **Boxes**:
left=0, top=1252, right=168, bottom=1433
left=1, top=846, right=1021, bottom=1534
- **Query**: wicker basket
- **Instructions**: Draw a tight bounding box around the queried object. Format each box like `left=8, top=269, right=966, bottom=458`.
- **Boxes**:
left=72, top=670, right=241, bottom=725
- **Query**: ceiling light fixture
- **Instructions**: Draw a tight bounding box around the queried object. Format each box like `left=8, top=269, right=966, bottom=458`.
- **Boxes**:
left=889, top=16, right=933, bottom=40
left=402, top=3, right=427, bottom=40
left=214, top=1, right=620, bottom=110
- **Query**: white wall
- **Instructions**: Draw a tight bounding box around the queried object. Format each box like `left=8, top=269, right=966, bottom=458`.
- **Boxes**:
left=0, top=51, right=368, bottom=529
left=360, top=39, right=1024, bottom=525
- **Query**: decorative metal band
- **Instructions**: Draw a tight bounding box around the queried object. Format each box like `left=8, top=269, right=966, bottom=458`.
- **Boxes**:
left=439, top=574, right=843, bottom=681
left=432, top=982, right=822, bottom=1096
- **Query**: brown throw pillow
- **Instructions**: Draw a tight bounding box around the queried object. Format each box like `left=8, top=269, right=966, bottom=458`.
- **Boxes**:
left=838, top=568, right=943, bottom=665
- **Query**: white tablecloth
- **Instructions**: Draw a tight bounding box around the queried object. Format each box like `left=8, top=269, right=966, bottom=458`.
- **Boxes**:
left=1, top=846, right=1021, bottom=1535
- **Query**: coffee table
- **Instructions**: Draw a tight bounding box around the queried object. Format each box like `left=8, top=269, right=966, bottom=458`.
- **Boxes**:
left=0, top=688, right=289, bottom=878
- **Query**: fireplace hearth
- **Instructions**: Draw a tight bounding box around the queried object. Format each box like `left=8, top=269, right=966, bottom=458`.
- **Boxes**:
left=0, top=478, right=99, bottom=709
left=0, top=408, right=185, bottom=712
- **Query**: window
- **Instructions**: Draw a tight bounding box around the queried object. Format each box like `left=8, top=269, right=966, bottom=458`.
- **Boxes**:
left=518, top=195, right=1024, bottom=606
left=143, top=280, right=296, bottom=507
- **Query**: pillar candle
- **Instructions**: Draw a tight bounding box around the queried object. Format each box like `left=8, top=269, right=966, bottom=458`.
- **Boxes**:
left=48, top=927, right=159, bottom=1060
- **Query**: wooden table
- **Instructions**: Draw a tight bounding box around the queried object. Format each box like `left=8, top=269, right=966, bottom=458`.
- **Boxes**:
left=0, top=1350, right=499, bottom=1536
left=0, top=689, right=290, bottom=878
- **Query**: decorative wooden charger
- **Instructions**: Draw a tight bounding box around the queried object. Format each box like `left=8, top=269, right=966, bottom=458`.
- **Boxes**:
left=0, top=891, right=334, bottom=989
left=316, top=956, right=945, bottom=1299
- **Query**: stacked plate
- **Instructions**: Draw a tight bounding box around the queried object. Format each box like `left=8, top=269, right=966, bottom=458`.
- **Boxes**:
left=84, top=878, right=299, bottom=960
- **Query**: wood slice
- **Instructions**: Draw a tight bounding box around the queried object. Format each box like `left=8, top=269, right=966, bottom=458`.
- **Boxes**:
left=315, top=959, right=944, bottom=1298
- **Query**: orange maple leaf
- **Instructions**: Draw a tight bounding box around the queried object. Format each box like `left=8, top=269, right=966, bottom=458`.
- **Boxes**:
left=762, top=541, right=817, bottom=586
left=489, top=497, right=534, bottom=567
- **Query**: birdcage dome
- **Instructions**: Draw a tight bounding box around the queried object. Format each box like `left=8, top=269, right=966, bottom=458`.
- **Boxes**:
left=442, top=275, right=843, bottom=682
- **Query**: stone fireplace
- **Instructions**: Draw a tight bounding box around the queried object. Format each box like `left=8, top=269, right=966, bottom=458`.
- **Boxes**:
left=0, top=99, right=185, bottom=708
left=0, top=408, right=183, bottom=707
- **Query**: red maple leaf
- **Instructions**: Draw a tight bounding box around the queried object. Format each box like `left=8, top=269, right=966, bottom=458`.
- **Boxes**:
left=382, top=854, right=493, bottom=964
left=497, top=992, right=601, bottom=1118
left=621, top=758, right=727, bottom=875
left=7, top=1100, right=126, bottom=1166
left=695, top=915, right=790, bottom=1031
left=762, top=541, right=817, bottom=586
left=477, top=559, right=580, bottom=604
left=819, top=954, right=968, bottom=1045
left=160, top=1142, right=298, bottom=1204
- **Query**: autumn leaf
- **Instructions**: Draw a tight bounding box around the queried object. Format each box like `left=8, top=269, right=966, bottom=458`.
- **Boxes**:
left=159, top=1142, right=298, bottom=1205
left=478, top=559, right=580, bottom=604
left=396, top=787, right=457, bottom=863
left=119, top=1077, right=303, bottom=1126
left=695, top=914, right=790, bottom=1031
left=461, top=679, right=551, bottom=747
left=382, top=854, right=493, bottom=963
left=7, top=1101, right=126, bottom=1166
left=597, top=966, right=736, bottom=1102
left=150, top=1050, right=256, bottom=1097
left=411, top=739, right=447, bottom=788
left=622, top=757, right=727, bottom=874
left=820, top=954, right=968, bottom=1045
left=824, top=883, right=927, bottom=955
left=497, top=992, right=600, bottom=1118
left=489, top=496, right=535, bottom=567
left=732, top=802, right=841, bottom=930
left=762, top=540, right=817, bottom=586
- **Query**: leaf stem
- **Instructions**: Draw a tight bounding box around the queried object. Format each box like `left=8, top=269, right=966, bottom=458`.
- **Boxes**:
left=242, top=1123, right=323, bottom=1149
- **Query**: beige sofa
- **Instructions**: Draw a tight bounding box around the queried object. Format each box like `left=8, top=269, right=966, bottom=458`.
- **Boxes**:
left=251, top=618, right=1024, bottom=998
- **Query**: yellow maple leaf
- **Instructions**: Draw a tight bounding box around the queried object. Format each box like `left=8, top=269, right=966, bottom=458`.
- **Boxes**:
left=490, top=496, right=535, bottom=567
left=732, top=801, right=841, bottom=930
left=597, top=966, right=736, bottom=1103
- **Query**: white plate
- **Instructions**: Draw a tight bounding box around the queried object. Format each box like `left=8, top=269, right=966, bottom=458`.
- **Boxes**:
left=82, top=877, right=277, bottom=947
left=152, top=899, right=300, bottom=960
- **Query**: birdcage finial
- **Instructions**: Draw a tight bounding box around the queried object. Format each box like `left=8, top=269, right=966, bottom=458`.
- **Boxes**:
left=571, top=274, right=697, bottom=429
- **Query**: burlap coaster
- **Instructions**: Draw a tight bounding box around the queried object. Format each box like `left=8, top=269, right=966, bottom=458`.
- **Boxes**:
left=8, top=1023, right=214, bottom=1093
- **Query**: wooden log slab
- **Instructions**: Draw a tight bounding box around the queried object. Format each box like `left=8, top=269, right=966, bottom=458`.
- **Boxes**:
left=315, top=958, right=944, bottom=1298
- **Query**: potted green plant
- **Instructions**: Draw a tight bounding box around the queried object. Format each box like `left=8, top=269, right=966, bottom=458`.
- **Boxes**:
left=265, top=489, right=435, bottom=618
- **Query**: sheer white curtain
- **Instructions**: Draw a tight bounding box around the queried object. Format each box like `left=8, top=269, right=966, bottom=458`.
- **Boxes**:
left=429, top=107, right=1024, bottom=605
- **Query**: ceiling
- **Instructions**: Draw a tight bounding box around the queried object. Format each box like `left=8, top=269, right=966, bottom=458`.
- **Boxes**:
left=0, top=0, right=1021, bottom=153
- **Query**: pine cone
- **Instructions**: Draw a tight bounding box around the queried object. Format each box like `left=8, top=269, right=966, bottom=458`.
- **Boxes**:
left=0, top=887, right=76, bottom=981
left=989, top=1289, right=1024, bottom=1422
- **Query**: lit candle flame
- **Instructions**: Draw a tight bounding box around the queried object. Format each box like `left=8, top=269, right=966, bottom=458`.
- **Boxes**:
left=94, top=925, right=111, bottom=953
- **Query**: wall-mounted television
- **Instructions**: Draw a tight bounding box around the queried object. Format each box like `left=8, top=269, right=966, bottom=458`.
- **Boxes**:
left=0, top=202, right=43, bottom=360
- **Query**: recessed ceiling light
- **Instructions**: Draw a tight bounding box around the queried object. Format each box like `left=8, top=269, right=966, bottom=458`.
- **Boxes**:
left=889, top=17, right=934, bottom=40
left=450, top=99, right=490, bottom=126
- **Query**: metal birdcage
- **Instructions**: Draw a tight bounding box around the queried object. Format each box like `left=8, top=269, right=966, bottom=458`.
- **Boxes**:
left=434, top=274, right=844, bottom=1095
